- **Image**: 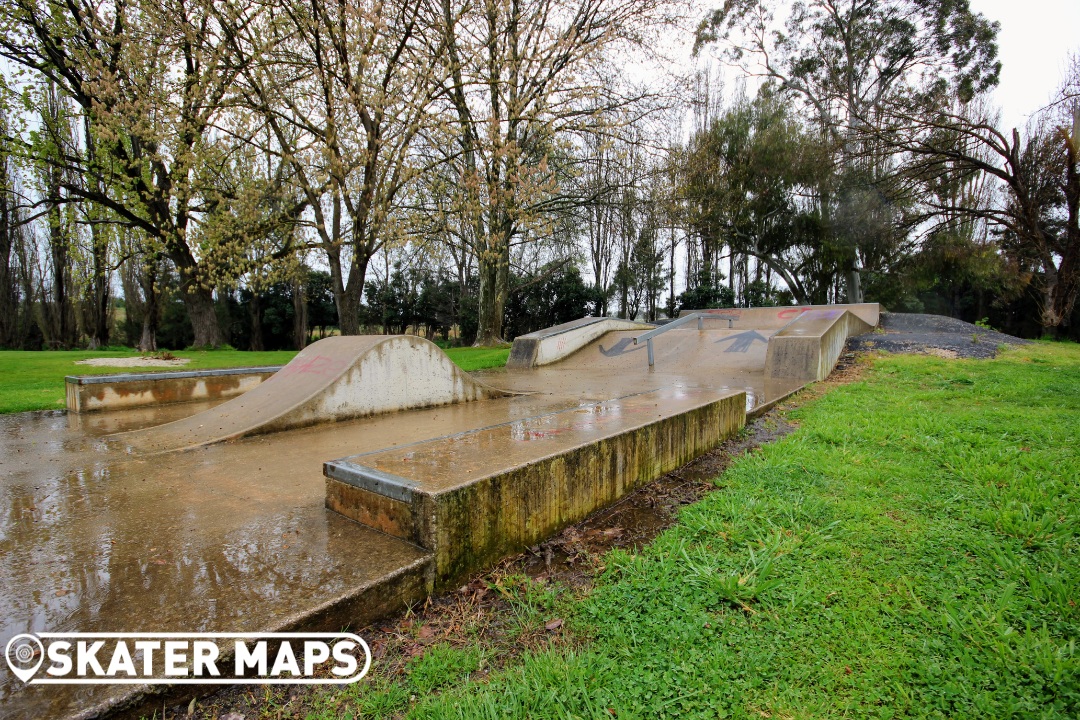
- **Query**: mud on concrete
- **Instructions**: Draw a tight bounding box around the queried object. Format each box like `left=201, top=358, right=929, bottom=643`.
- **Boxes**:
left=162, top=356, right=871, bottom=720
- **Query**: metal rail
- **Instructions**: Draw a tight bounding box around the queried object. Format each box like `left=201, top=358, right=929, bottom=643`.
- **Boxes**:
left=632, top=312, right=736, bottom=367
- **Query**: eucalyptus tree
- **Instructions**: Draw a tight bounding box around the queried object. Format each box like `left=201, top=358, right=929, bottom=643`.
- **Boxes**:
left=696, top=0, right=1000, bottom=302
left=681, top=87, right=837, bottom=304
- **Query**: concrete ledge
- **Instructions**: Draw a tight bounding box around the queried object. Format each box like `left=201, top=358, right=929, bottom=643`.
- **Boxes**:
left=506, top=316, right=651, bottom=369
left=764, top=309, right=873, bottom=393
left=65, top=366, right=281, bottom=413
left=70, top=553, right=433, bottom=720
left=326, top=389, right=746, bottom=589
left=681, top=303, right=881, bottom=328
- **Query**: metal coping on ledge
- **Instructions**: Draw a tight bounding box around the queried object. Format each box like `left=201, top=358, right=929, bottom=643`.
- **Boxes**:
left=514, top=315, right=613, bottom=341
left=324, top=460, right=419, bottom=503
left=65, top=365, right=283, bottom=385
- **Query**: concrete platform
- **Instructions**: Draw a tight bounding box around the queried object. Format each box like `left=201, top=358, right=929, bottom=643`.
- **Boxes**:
left=1, top=304, right=879, bottom=718
left=326, top=388, right=745, bottom=588
left=0, top=392, right=599, bottom=719
left=65, top=366, right=281, bottom=413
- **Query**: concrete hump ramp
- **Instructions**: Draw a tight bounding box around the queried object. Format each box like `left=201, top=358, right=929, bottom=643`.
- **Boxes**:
left=116, top=336, right=510, bottom=452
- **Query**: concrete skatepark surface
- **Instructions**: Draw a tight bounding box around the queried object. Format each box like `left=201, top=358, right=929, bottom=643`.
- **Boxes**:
left=0, top=304, right=877, bottom=719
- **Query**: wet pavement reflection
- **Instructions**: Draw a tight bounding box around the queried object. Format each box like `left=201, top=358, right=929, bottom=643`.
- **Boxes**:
left=0, top=326, right=783, bottom=718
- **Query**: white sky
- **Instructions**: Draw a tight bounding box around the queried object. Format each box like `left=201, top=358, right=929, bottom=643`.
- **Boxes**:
left=967, top=0, right=1079, bottom=130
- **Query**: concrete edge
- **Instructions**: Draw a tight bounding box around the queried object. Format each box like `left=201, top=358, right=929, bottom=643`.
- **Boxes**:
left=73, top=553, right=433, bottom=720
left=324, top=461, right=419, bottom=503
left=65, top=366, right=283, bottom=385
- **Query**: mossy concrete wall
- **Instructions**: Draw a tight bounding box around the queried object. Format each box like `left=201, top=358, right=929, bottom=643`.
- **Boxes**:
left=65, top=367, right=280, bottom=413
left=326, top=391, right=746, bottom=590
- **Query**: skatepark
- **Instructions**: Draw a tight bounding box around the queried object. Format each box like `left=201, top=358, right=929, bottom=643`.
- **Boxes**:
left=1, top=304, right=878, bottom=719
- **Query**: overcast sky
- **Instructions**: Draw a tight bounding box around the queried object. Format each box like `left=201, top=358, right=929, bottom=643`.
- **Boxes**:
left=960, top=0, right=1077, bottom=130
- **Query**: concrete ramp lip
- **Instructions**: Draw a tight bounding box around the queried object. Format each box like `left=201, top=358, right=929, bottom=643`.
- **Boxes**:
left=112, top=335, right=513, bottom=453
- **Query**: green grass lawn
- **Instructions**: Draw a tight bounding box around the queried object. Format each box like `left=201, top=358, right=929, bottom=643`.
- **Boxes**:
left=313, top=343, right=1080, bottom=719
left=0, top=344, right=510, bottom=414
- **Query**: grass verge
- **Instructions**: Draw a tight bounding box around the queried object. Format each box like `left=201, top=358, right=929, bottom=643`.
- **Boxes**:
left=289, top=342, right=1077, bottom=719
left=0, top=345, right=510, bottom=414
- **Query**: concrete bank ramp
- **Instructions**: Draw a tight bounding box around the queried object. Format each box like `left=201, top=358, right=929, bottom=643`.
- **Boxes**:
left=116, top=336, right=509, bottom=452
left=507, top=316, right=652, bottom=369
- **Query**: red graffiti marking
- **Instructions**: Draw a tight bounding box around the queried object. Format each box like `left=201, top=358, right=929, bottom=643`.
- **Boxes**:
left=777, top=307, right=813, bottom=319
left=275, top=355, right=345, bottom=379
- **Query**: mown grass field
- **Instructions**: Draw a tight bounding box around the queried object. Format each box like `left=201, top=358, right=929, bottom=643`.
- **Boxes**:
left=305, top=343, right=1079, bottom=719
left=0, top=345, right=510, bottom=414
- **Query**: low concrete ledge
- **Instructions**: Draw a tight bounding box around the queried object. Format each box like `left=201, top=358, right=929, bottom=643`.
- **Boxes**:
left=764, top=309, right=874, bottom=393
left=506, top=316, right=652, bottom=369
left=681, top=303, right=881, bottom=327
left=61, top=553, right=432, bottom=720
left=325, top=388, right=746, bottom=589
left=65, top=366, right=281, bottom=413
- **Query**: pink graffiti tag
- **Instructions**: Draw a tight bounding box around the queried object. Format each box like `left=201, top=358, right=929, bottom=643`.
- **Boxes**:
left=275, top=355, right=346, bottom=379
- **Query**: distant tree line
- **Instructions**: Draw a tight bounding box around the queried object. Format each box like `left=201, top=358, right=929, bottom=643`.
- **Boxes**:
left=0, top=0, right=1077, bottom=353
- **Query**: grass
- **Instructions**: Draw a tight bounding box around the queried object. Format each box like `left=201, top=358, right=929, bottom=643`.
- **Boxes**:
left=0, top=344, right=510, bottom=414
left=308, top=342, right=1079, bottom=719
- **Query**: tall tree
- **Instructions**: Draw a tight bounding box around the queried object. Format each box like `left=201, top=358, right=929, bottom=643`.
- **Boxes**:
left=434, top=0, right=676, bottom=345
left=227, top=0, right=442, bottom=336
left=894, top=97, right=1080, bottom=334
left=696, top=0, right=1000, bottom=301
left=0, top=0, right=272, bottom=346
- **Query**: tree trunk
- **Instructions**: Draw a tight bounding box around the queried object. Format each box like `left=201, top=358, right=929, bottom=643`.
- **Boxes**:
left=138, top=259, right=159, bottom=352
left=0, top=170, right=16, bottom=348
left=85, top=222, right=110, bottom=349
left=474, top=240, right=509, bottom=346
left=292, top=276, right=308, bottom=350
left=845, top=269, right=864, bottom=304
left=183, top=285, right=221, bottom=348
left=249, top=292, right=264, bottom=351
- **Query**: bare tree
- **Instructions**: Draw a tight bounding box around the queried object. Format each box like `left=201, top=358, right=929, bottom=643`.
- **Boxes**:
left=226, top=0, right=444, bottom=335
left=433, top=0, right=680, bottom=345
left=893, top=89, right=1080, bottom=333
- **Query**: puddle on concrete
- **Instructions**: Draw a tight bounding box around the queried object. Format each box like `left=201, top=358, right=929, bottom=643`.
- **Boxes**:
left=1, top=325, right=795, bottom=718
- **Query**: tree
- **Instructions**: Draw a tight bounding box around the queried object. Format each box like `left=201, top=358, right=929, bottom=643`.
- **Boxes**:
left=696, top=0, right=1001, bottom=301
left=681, top=87, right=837, bottom=304
left=433, top=0, right=677, bottom=345
left=228, top=0, right=442, bottom=336
left=895, top=99, right=1080, bottom=334
left=0, top=0, right=284, bottom=346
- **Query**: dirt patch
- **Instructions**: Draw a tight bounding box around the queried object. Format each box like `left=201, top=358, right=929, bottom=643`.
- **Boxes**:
left=847, top=312, right=1027, bottom=360
left=75, top=357, right=191, bottom=368
left=166, top=357, right=871, bottom=720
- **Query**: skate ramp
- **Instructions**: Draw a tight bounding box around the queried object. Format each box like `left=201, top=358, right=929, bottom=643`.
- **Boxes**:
left=680, top=303, right=881, bottom=329
left=765, top=308, right=874, bottom=384
left=507, top=316, right=653, bottom=369
left=116, top=336, right=510, bottom=452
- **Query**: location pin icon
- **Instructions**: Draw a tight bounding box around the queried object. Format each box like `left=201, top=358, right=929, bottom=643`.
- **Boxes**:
left=6, top=634, right=44, bottom=683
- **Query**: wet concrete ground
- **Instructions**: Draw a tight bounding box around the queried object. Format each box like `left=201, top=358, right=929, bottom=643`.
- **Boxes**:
left=1, top=324, right=788, bottom=718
